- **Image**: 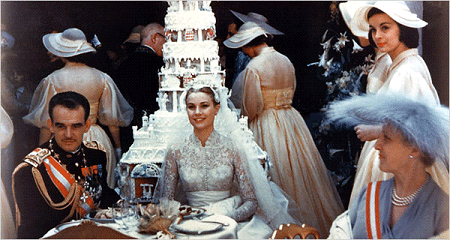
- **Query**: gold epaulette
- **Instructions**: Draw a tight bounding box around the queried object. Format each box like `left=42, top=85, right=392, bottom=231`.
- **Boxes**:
left=24, top=148, right=51, bottom=168
left=83, top=141, right=106, bottom=153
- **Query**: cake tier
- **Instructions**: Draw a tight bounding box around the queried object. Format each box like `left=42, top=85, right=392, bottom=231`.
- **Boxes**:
left=167, top=0, right=212, bottom=13
left=120, top=146, right=167, bottom=164
left=165, top=8, right=215, bottom=31
left=165, top=28, right=216, bottom=43
left=163, top=41, right=218, bottom=60
left=160, top=71, right=225, bottom=89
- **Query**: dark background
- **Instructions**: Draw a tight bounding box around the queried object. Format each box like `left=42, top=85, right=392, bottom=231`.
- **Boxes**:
left=2, top=1, right=448, bottom=107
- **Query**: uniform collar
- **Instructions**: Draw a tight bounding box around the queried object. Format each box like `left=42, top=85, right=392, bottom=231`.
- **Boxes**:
left=49, top=138, right=84, bottom=162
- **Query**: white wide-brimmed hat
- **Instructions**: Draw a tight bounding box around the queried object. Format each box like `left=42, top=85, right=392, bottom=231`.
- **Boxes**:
left=351, top=1, right=428, bottom=35
left=223, top=22, right=272, bottom=49
left=339, top=1, right=373, bottom=38
left=230, top=10, right=284, bottom=35
left=43, top=28, right=96, bottom=58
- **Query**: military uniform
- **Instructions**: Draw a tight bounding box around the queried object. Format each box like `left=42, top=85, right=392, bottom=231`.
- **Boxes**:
left=12, top=139, right=120, bottom=239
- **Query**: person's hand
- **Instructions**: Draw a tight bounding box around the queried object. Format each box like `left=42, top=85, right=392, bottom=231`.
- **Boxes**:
left=354, top=124, right=382, bottom=142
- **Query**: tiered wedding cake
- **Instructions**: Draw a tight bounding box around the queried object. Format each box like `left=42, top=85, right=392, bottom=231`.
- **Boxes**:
left=117, top=0, right=267, bottom=202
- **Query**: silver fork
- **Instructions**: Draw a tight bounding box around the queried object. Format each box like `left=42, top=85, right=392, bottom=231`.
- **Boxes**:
left=192, top=214, right=230, bottom=226
left=198, top=220, right=230, bottom=227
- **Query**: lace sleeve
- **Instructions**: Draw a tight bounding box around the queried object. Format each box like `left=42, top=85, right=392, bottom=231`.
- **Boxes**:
left=230, top=149, right=258, bottom=222
left=161, top=147, right=179, bottom=200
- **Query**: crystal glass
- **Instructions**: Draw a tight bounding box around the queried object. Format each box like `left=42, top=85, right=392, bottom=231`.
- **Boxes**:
left=112, top=201, right=129, bottom=230
left=123, top=199, right=140, bottom=231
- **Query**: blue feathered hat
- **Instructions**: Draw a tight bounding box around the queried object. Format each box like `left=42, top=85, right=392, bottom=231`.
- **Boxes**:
left=326, top=93, right=449, bottom=167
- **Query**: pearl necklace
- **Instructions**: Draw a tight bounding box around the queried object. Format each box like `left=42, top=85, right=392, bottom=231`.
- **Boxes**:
left=391, top=184, right=424, bottom=207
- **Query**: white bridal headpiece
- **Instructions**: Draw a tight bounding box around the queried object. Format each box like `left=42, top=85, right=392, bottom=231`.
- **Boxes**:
left=326, top=93, right=449, bottom=167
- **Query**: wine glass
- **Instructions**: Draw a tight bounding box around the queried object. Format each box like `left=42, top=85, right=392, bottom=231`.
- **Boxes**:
left=123, top=200, right=140, bottom=231
left=112, top=201, right=129, bottom=230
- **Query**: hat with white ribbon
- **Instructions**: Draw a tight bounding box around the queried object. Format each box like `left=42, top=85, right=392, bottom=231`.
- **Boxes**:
left=351, top=1, right=428, bottom=36
left=223, top=22, right=272, bottom=49
left=43, top=28, right=96, bottom=58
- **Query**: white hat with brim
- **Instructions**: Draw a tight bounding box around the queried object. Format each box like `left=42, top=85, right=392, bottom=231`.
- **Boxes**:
left=339, top=1, right=373, bottom=38
left=351, top=1, right=428, bottom=36
left=43, top=28, right=96, bottom=58
left=223, top=22, right=272, bottom=49
left=230, top=10, right=284, bottom=35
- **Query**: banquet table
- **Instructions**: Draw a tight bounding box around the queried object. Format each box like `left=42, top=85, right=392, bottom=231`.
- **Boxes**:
left=42, top=214, right=238, bottom=239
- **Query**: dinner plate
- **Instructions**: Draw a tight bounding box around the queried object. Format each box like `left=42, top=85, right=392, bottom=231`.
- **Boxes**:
left=55, top=221, right=84, bottom=232
left=179, top=206, right=206, bottom=219
left=172, top=220, right=224, bottom=234
left=84, top=210, right=115, bottom=223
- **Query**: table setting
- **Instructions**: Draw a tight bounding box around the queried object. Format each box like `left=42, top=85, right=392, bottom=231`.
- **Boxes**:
left=42, top=198, right=238, bottom=239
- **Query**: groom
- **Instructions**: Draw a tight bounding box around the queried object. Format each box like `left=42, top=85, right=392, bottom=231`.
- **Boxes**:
left=12, top=91, right=120, bottom=238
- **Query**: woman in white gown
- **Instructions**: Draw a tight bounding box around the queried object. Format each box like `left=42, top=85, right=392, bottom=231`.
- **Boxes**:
left=224, top=21, right=344, bottom=237
left=161, top=86, right=299, bottom=239
left=348, top=1, right=448, bottom=204
left=1, top=106, right=16, bottom=239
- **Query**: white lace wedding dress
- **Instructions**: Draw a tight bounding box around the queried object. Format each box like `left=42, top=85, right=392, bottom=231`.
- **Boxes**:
left=161, top=130, right=298, bottom=239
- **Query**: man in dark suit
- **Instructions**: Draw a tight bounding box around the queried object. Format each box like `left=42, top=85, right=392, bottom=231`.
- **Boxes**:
left=12, top=91, right=120, bottom=238
left=115, top=23, right=165, bottom=152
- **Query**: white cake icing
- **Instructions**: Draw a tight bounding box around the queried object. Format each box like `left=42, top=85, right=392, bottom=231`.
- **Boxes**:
left=163, top=41, right=219, bottom=62
left=165, top=11, right=215, bottom=31
left=118, top=0, right=266, bottom=202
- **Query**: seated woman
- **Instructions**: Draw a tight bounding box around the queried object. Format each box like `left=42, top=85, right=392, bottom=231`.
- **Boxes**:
left=326, top=93, right=449, bottom=239
left=161, top=85, right=299, bottom=239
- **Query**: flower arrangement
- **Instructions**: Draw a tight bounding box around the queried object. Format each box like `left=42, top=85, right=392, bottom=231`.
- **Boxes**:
left=307, top=1, right=376, bottom=204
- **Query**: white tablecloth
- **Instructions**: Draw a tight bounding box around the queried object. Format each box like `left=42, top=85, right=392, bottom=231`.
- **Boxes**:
left=42, top=214, right=238, bottom=239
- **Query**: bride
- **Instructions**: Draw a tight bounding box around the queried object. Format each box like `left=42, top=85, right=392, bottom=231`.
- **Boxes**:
left=160, top=85, right=299, bottom=239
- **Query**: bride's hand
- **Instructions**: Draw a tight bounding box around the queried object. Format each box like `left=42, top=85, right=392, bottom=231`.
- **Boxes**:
left=354, top=124, right=382, bottom=142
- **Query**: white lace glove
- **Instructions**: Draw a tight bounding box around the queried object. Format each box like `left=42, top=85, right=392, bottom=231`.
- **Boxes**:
left=227, top=199, right=257, bottom=222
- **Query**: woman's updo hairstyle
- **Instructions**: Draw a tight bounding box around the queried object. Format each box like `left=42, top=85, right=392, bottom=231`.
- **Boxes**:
left=185, top=86, right=220, bottom=106
left=396, top=126, right=434, bottom=167
left=367, top=7, right=419, bottom=49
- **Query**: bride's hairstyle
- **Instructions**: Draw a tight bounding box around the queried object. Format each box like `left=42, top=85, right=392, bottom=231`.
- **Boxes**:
left=367, top=8, right=419, bottom=49
left=185, top=86, right=220, bottom=106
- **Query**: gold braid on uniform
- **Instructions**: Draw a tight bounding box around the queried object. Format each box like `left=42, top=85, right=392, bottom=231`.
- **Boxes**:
left=14, top=148, right=84, bottom=225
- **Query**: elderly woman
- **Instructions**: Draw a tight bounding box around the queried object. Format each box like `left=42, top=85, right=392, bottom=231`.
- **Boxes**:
left=346, top=1, right=448, bottom=204
left=327, top=93, right=449, bottom=239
